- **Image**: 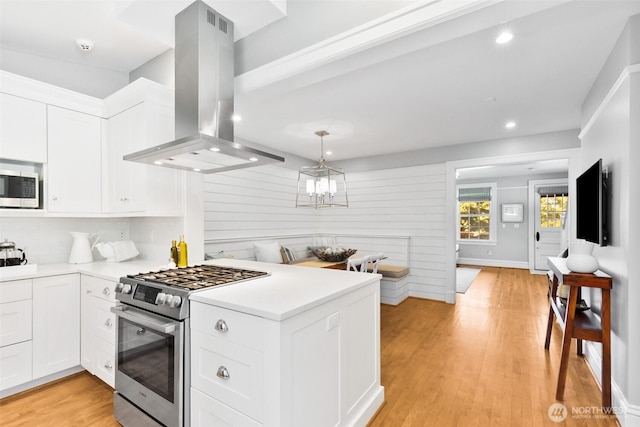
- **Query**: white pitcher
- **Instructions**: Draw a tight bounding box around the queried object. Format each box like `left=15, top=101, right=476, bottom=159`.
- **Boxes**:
left=69, top=232, right=100, bottom=264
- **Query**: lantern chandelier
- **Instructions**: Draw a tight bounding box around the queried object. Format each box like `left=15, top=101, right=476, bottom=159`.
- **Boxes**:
left=296, top=130, right=349, bottom=208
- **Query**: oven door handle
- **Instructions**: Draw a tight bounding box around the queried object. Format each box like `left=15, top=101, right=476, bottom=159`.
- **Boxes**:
left=111, top=305, right=177, bottom=334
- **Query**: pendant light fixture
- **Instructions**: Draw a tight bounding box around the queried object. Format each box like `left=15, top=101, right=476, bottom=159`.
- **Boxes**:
left=296, top=130, right=349, bottom=208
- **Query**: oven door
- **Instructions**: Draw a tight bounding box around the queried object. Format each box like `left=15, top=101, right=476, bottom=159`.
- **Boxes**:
left=112, top=305, right=184, bottom=427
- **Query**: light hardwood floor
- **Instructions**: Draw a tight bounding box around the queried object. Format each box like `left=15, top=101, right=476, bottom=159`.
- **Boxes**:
left=0, top=267, right=619, bottom=426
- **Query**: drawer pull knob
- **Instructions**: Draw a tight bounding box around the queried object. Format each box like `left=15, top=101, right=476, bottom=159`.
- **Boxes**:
left=215, top=319, right=228, bottom=332
left=103, top=287, right=110, bottom=295
left=105, top=318, right=113, bottom=327
left=217, top=366, right=230, bottom=380
left=105, top=361, right=113, bottom=370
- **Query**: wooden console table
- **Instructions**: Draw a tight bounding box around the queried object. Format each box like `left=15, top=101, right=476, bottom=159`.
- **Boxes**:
left=545, top=257, right=612, bottom=408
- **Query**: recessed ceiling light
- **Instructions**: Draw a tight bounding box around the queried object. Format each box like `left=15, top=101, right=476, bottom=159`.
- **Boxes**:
left=209, top=147, right=220, bottom=152
left=505, top=121, right=516, bottom=129
left=231, top=114, right=242, bottom=122
left=193, top=168, right=201, bottom=172
left=249, top=157, right=258, bottom=162
left=325, top=150, right=333, bottom=155
left=496, top=31, right=514, bottom=44
left=154, top=161, right=163, bottom=165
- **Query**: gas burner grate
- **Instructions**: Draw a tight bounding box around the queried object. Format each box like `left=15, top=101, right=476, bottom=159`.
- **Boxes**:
left=128, top=264, right=269, bottom=289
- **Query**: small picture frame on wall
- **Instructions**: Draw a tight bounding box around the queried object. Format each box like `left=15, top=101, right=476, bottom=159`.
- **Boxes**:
left=502, top=203, right=524, bottom=223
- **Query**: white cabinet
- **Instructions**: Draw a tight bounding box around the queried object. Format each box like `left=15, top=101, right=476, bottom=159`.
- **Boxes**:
left=32, top=275, right=80, bottom=379
left=0, top=341, right=33, bottom=390
left=0, top=93, right=47, bottom=163
left=0, top=279, right=33, bottom=391
left=190, top=281, right=381, bottom=426
left=80, top=275, right=116, bottom=387
left=104, top=80, right=183, bottom=215
left=47, top=105, right=102, bottom=213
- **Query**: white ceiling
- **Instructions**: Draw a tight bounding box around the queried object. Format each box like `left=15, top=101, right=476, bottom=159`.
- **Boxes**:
left=1, top=0, right=640, bottom=167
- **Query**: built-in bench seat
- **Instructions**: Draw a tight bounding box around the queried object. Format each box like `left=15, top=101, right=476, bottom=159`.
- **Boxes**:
left=204, top=234, right=411, bottom=306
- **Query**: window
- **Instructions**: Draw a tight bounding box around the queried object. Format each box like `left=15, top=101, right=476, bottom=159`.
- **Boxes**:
left=537, top=185, right=568, bottom=228
left=457, top=183, right=497, bottom=242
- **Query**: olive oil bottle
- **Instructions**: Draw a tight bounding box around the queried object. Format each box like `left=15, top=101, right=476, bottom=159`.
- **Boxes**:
left=177, top=234, right=188, bottom=267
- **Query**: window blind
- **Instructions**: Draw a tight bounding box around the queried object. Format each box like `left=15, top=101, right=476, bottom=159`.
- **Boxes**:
left=458, top=187, right=492, bottom=201
left=537, top=185, right=568, bottom=197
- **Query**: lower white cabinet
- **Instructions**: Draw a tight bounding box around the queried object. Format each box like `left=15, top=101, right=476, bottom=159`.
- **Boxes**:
left=32, top=275, right=80, bottom=379
left=190, top=281, right=382, bottom=427
left=0, top=341, right=33, bottom=390
left=0, top=279, right=33, bottom=391
left=80, top=275, right=116, bottom=387
left=191, top=387, right=261, bottom=427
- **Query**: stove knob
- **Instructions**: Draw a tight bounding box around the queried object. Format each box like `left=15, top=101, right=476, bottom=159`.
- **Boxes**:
left=122, top=284, right=132, bottom=294
left=155, top=293, right=167, bottom=305
left=170, top=296, right=182, bottom=308
left=165, top=295, right=174, bottom=306
left=115, top=283, right=123, bottom=292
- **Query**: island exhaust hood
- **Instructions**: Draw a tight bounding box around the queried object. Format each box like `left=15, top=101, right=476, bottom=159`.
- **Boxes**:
left=123, top=0, right=284, bottom=174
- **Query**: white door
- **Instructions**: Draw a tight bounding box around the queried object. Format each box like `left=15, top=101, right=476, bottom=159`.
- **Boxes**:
left=532, top=181, right=568, bottom=271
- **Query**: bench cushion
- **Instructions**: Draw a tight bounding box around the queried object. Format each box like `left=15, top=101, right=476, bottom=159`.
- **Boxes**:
left=371, top=264, right=410, bottom=278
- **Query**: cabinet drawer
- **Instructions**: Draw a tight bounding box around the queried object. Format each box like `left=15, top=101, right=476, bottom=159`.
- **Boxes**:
left=0, top=341, right=32, bottom=391
left=93, top=298, right=115, bottom=344
left=191, top=302, right=264, bottom=350
left=191, top=387, right=261, bottom=427
left=191, top=329, right=263, bottom=421
left=93, top=338, right=115, bottom=388
left=0, top=279, right=32, bottom=303
left=93, top=280, right=117, bottom=303
left=0, top=300, right=32, bottom=347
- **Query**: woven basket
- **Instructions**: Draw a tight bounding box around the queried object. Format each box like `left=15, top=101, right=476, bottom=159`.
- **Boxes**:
left=313, top=248, right=357, bottom=262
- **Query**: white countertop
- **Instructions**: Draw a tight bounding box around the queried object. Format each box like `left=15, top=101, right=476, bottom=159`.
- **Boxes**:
left=1, top=258, right=381, bottom=322
left=190, top=258, right=381, bottom=321
left=0, top=260, right=163, bottom=282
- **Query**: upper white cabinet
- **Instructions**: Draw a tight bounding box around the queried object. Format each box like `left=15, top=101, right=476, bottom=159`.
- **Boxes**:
left=104, top=79, right=183, bottom=215
left=0, top=93, right=47, bottom=163
left=47, top=105, right=102, bottom=213
left=32, top=275, right=80, bottom=380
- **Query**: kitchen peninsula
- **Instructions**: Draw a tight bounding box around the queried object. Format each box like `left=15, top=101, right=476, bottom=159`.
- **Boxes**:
left=1, top=258, right=384, bottom=426
left=190, top=258, right=384, bottom=426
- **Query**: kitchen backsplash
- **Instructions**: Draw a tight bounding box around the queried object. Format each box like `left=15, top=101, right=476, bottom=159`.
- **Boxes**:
left=1, top=217, right=183, bottom=265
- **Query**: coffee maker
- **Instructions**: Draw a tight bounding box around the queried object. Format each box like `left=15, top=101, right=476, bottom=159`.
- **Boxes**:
left=0, top=239, right=27, bottom=267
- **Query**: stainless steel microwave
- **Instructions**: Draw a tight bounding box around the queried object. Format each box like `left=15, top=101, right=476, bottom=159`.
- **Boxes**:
left=0, top=170, right=39, bottom=208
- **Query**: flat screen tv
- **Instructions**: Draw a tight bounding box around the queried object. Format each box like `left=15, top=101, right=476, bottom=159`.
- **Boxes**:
left=576, top=158, right=608, bottom=246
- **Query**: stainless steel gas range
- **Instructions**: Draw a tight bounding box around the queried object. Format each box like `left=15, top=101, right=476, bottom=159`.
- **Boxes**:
left=111, top=264, right=269, bottom=427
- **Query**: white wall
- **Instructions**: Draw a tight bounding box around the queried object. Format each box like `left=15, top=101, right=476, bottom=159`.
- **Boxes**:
left=320, top=164, right=447, bottom=301
left=456, top=173, right=567, bottom=268
left=203, top=164, right=321, bottom=242
left=0, top=217, right=183, bottom=265
left=203, top=163, right=447, bottom=301
left=578, top=13, right=640, bottom=423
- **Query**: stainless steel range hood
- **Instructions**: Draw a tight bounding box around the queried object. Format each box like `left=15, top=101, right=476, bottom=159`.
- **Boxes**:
left=123, top=0, right=284, bottom=174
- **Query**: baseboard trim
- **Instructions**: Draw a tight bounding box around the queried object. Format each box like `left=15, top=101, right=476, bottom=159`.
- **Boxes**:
left=0, top=365, right=84, bottom=399
left=584, top=341, right=640, bottom=426
left=457, top=257, right=529, bottom=269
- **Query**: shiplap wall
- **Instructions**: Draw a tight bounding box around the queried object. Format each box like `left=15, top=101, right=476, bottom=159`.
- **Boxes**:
left=203, top=163, right=448, bottom=302
left=320, top=164, right=447, bottom=301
